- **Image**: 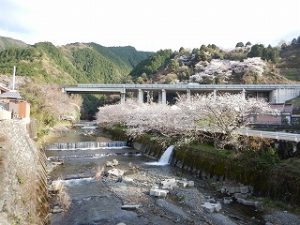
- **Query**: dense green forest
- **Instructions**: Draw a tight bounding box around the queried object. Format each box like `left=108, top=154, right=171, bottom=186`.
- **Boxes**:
left=0, top=36, right=27, bottom=50
left=0, top=37, right=152, bottom=84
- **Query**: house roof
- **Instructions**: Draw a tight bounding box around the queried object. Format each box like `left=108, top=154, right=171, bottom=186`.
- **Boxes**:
left=0, top=91, right=22, bottom=99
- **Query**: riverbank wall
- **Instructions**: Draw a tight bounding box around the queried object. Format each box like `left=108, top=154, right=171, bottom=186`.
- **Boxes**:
left=0, top=120, right=48, bottom=225
left=105, top=125, right=300, bottom=206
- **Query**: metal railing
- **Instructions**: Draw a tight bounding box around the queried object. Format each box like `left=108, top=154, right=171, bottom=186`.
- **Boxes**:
left=238, top=128, right=300, bottom=142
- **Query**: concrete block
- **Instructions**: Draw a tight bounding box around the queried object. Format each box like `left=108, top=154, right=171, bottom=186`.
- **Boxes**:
left=123, top=177, right=134, bottom=183
left=161, top=178, right=177, bottom=190
left=202, top=202, right=215, bottom=213
left=150, top=188, right=169, bottom=198
left=236, top=197, right=260, bottom=208
left=234, top=193, right=250, bottom=199
left=202, top=202, right=222, bottom=213
left=177, top=179, right=194, bottom=188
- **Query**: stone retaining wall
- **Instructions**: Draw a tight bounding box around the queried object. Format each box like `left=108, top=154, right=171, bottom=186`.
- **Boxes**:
left=0, top=120, right=48, bottom=225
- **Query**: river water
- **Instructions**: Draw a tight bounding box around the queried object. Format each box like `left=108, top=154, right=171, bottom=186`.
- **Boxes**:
left=46, top=125, right=265, bottom=225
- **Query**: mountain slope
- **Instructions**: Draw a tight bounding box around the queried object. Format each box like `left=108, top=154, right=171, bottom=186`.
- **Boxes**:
left=0, top=38, right=152, bottom=84
left=131, top=45, right=289, bottom=84
left=278, top=44, right=300, bottom=81
left=107, top=45, right=152, bottom=68
left=0, top=36, right=27, bottom=50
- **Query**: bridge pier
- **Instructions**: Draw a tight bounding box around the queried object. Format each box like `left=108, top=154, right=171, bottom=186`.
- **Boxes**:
left=213, top=89, right=217, bottom=101
left=138, top=89, right=143, bottom=104
left=146, top=91, right=153, bottom=103
left=158, top=91, right=162, bottom=103
left=120, top=92, right=126, bottom=104
left=242, top=89, right=246, bottom=99
left=293, top=142, right=297, bottom=153
left=161, top=89, right=167, bottom=104
left=186, top=89, right=191, bottom=101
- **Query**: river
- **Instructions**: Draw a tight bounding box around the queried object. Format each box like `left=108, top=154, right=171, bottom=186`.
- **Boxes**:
left=46, top=124, right=265, bottom=225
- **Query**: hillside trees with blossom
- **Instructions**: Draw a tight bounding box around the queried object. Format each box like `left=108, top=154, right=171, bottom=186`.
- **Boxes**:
left=97, top=93, right=274, bottom=150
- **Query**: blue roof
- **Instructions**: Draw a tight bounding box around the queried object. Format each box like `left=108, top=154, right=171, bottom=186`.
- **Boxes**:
left=0, top=91, right=22, bottom=99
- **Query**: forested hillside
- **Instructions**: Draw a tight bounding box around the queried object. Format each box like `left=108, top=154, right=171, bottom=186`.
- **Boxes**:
left=0, top=36, right=152, bottom=125
left=278, top=37, right=300, bottom=81
left=0, top=37, right=152, bottom=84
left=0, top=36, right=27, bottom=50
left=131, top=40, right=300, bottom=84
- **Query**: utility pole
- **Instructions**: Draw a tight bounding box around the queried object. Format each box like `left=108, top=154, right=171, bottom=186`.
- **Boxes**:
left=12, top=66, right=16, bottom=91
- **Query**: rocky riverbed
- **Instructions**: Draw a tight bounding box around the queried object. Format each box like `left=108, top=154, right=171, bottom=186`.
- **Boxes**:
left=46, top=126, right=300, bottom=225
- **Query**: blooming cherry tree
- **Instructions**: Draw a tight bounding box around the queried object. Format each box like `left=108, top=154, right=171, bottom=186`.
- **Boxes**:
left=97, top=93, right=275, bottom=150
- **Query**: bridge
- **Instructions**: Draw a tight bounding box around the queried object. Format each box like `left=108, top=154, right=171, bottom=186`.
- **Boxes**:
left=63, top=83, right=300, bottom=104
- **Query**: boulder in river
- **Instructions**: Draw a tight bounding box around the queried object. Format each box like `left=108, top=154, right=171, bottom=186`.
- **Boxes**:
left=106, top=159, right=119, bottom=167
left=107, top=168, right=125, bottom=177
left=49, top=180, right=63, bottom=192
left=201, top=202, right=222, bottom=213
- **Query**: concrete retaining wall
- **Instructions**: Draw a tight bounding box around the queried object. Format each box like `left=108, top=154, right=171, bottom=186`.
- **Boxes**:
left=0, top=110, right=11, bottom=120
left=270, top=88, right=300, bottom=103
left=0, top=120, right=48, bottom=225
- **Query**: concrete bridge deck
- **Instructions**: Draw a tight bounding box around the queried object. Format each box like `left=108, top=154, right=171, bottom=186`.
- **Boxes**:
left=63, top=83, right=300, bottom=104
left=64, top=83, right=300, bottom=92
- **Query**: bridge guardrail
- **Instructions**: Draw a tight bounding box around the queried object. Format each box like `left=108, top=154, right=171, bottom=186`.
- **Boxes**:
left=238, top=129, right=300, bottom=142
left=69, top=83, right=300, bottom=90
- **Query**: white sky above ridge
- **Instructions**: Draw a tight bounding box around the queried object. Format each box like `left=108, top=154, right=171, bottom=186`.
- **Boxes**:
left=0, top=0, right=299, bottom=51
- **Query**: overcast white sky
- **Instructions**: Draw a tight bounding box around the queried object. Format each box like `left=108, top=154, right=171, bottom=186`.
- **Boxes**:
left=0, top=0, right=299, bottom=51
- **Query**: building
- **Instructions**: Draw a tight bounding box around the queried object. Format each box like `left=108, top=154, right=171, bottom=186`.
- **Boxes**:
left=253, top=104, right=294, bottom=125
left=0, top=90, right=30, bottom=123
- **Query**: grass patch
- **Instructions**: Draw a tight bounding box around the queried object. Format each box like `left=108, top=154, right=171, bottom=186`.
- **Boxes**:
left=188, top=142, right=233, bottom=157
left=262, top=197, right=300, bottom=214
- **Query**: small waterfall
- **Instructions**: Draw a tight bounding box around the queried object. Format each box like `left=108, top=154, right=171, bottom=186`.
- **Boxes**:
left=145, top=145, right=174, bottom=166
left=45, top=141, right=128, bottom=151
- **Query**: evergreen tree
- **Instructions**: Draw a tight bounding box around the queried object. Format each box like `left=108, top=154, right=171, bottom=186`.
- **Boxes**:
left=235, top=42, right=244, bottom=48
